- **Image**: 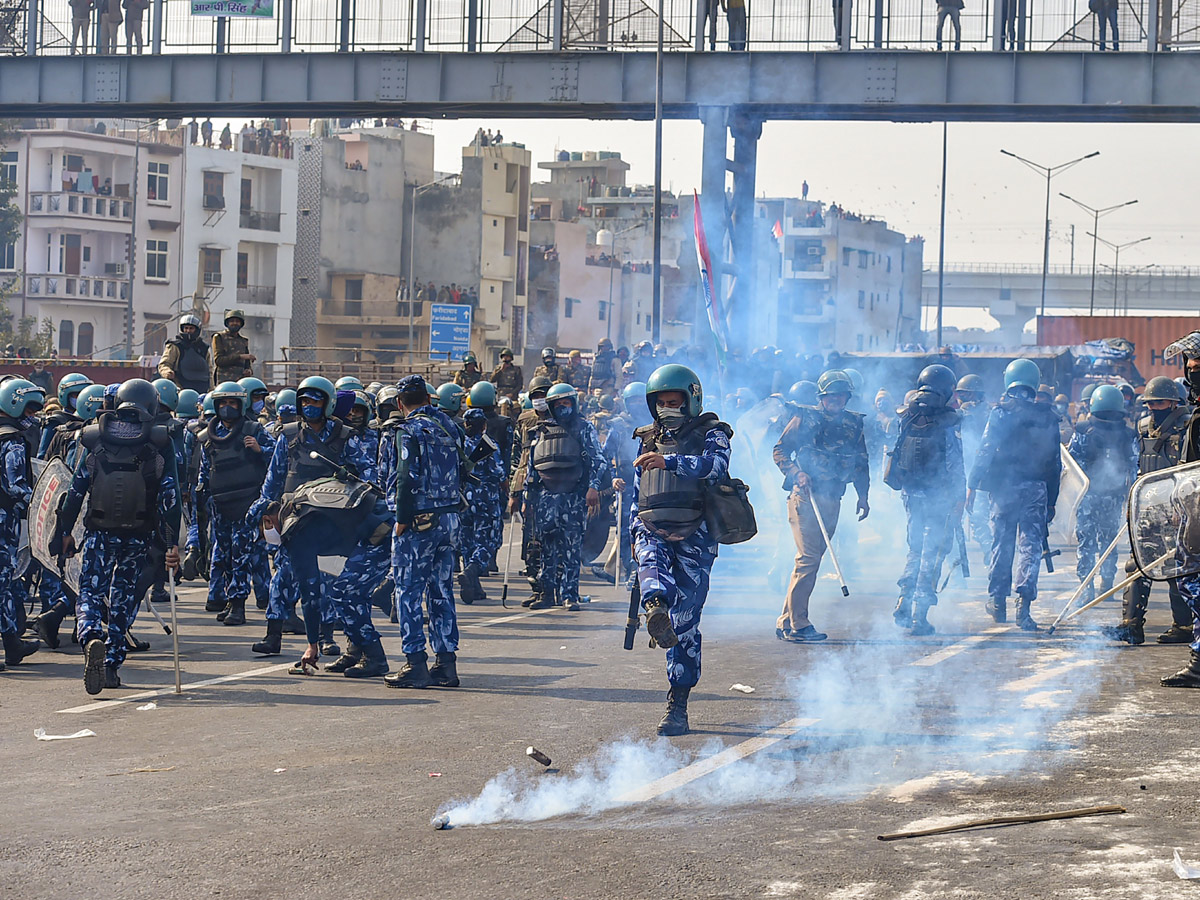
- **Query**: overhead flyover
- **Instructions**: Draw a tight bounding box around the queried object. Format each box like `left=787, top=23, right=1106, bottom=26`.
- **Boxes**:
left=5, top=49, right=1200, bottom=122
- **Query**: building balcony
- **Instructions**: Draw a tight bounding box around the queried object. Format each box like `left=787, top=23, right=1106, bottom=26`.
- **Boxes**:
left=317, top=298, right=428, bottom=325
left=237, top=284, right=277, bottom=306
left=25, top=273, right=128, bottom=302
left=239, top=208, right=282, bottom=232
left=28, top=191, right=132, bottom=223
left=785, top=259, right=833, bottom=279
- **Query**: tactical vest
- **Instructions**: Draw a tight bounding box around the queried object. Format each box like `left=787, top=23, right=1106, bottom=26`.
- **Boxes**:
left=634, top=417, right=711, bottom=541
left=79, top=422, right=164, bottom=535
left=798, top=409, right=865, bottom=486
left=484, top=411, right=514, bottom=472
left=531, top=421, right=584, bottom=493
left=0, top=421, right=32, bottom=512
left=987, top=401, right=1060, bottom=487
left=884, top=405, right=955, bottom=491
left=1138, top=409, right=1188, bottom=475
left=493, top=365, right=522, bottom=392
left=167, top=335, right=211, bottom=392
left=45, top=419, right=85, bottom=463
left=282, top=420, right=351, bottom=493
left=590, top=351, right=617, bottom=389
left=1075, top=416, right=1133, bottom=494
left=401, top=414, right=464, bottom=512
left=204, top=418, right=269, bottom=518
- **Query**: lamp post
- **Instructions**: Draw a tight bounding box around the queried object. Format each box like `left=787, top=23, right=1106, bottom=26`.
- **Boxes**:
left=1058, top=193, right=1137, bottom=316
left=1000, top=148, right=1100, bottom=317
left=651, top=0, right=664, bottom=344
left=123, top=117, right=162, bottom=360
left=407, top=173, right=459, bottom=360
left=1088, top=232, right=1151, bottom=314
left=599, top=221, right=646, bottom=342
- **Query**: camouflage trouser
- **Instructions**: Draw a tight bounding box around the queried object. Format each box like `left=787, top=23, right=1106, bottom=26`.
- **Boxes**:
left=394, top=513, right=461, bottom=656
left=633, top=527, right=717, bottom=688
left=898, top=491, right=955, bottom=606
left=987, top=481, right=1048, bottom=602
left=461, top=483, right=502, bottom=571
left=266, top=545, right=296, bottom=622
left=207, top=510, right=258, bottom=605
left=1075, top=491, right=1124, bottom=585
left=1173, top=574, right=1200, bottom=652
left=248, top=537, right=271, bottom=608
left=325, top=541, right=390, bottom=648
left=534, top=492, right=587, bottom=605
left=0, top=508, right=21, bottom=635
left=76, top=531, right=148, bottom=669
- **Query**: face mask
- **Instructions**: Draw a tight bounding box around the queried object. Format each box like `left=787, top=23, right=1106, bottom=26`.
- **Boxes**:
left=66, top=395, right=77, bottom=411
left=1152, top=407, right=1173, bottom=426
left=263, top=526, right=282, bottom=546
left=552, top=404, right=574, bottom=424
left=1054, top=403, right=1068, bottom=416
left=656, top=406, right=687, bottom=429
left=19, top=414, right=37, bottom=430
left=251, top=399, right=265, bottom=414
left=1188, top=369, right=1200, bottom=391
left=217, top=405, right=240, bottom=421
left=228, top=323, right=242, bottom=334
left=301, top=404, right=324, bottom=421
left=532, top=398, right=549, bottom=413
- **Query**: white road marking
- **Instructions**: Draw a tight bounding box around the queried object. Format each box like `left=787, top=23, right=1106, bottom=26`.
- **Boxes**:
left=467, top=608, right=558, bottom=628
left=615, top=717, right=822, bottom=804
left=910, top=625, right=1013, bottom=667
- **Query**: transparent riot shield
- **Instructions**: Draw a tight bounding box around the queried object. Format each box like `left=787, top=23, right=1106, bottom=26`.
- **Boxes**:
left=1052, top=445, right=1090, bottom=545
left=1127, top=460, right=1200, bottom=581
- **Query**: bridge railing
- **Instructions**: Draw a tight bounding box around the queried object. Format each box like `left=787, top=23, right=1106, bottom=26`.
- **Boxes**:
left=21, top=0, right=1200, bottom=56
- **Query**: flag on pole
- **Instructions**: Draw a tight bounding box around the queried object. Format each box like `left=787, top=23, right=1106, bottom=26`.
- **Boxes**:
left=772, top=219, right=783, bottom=241
left=693, top=190, right=728, bottom=365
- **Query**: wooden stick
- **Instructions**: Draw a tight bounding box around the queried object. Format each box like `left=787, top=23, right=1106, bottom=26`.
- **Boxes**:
left=877, top=805, right=1126, bottom=842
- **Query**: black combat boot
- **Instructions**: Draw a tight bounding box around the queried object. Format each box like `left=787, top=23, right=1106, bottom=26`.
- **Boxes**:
left=125, top=631, right=150, bottom=652
left=319, top=621, right=341, bottom=658
left=223, top=597, right=247, bottom=627
left=182, top=545, right=201, bottom=581
left=82, top=637, right=105, bottom=695
left=657, top=685, right=691, bottom=736
left=458, top=563, right=482, bottom=605
left=207, top=594, right=226, bottom=613
left=893, top=597, right=912, bottom=629
left=31, top=601, right=70, bottom=650
left=1015, top=597, right=1038, bottom=632
left=325, top=642, right=362, bottom=673
left=251, top=619, right=284, bottom=656
left=1161, top=651, right=1200, bottom=688
left=215, top=602, right=231, bottom=620
left=104, top=664, right=121, bottom=689
left=343, top=639, right=389, bottom=678
left=150, top=584, right=169, bottom=608
left=521, top=591, right=541, bottom=608
left=282, top=612, right=306, bottom=635
left=1101, top=618, right=1145, bottom=645
left=3, top=631, right=39, bottom=666
left=643, top=594, right=678, bottom=649
left=384, top=651, right=432, bottom=688
left=529, top=585, right=556, bottom=610
left=429, top=652, right=460, bottom=687
left=985, top=595, right=1007, bottom=624
left=910, top=603, right=935, bottom=637
left=1158, top=623, right=1193, bottom=644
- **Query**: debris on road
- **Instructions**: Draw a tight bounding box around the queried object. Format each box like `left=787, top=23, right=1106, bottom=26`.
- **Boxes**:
left=730, top=683, right=756, bottom=694
left=877, top=805, right=1126, bottom=841
left=136, top=702, right=157, bottom=711
left=107, top=766, right=176, bottom=776
left=1174, top=849, right=1200, bottom=879
left=526, top=746, right=552, bottom=767
left=432, top=814, right=452, bottom=830
left=429, top=772, right=442, bottom=777
left=34, top=728, right=96, bottom=742
left=273, top=768, right=286, bottom=773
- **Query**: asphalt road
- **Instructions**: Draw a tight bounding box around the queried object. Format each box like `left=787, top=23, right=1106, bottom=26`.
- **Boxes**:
left=2, top=521, right=1197, bottom=900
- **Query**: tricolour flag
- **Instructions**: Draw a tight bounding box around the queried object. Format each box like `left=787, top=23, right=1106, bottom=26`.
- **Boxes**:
left=693, top=190, right=728, bottom=367
left=772, top=219, right=783, bottom=240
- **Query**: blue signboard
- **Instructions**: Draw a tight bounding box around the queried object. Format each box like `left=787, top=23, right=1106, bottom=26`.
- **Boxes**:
left=429, top=303, right=472, bottom=359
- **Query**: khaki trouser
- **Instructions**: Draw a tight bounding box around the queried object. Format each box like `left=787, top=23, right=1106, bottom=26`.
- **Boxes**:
left=777, top=488, right=841, bottom=632
left=100, top=16, right=120, bottom=54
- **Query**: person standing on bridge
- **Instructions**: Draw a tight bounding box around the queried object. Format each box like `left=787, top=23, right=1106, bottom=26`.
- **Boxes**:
left=936, top=0, right=963, bottom=50
left=1091, top=0, right=1119, bottom=50
left=722, top=0, right=747, bottom=50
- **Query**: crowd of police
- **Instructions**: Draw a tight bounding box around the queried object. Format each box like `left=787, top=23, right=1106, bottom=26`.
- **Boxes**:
left=5, top=315, right=1200, bottom=735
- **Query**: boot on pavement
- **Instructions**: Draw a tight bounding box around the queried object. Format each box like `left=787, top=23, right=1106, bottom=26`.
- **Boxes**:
left=385, top=651, right=432, bottom=689
left=252, top=619, right=284, bottom=656
left=1161, top=650, right=1200, bottom=688
left=319, top=620, right=341, bottom=658
left=31, top=601, right=70, bottom=650
left=893, top=597, right=912, bottom=629
left=104, top=664, right=121, bottom=689
left=1101, top=618, right=1145, bottom=645
left=342, top=639, right=389, bottom=678
left=657, top=685, right=691, bottom=736
left=223, top=597, right=247, bottom=627
left=1157, top=623, right=1194, bottom=644
left=429, top=652, right=460, bottom=687
left=325, top=642, right=362, bottom=673
left=1015, top=597, right=1038, bottom=632
left=3, top=630, right=39, bottom=666
left=985, top=595, right=1007, bottom=624
left=909, top=603, right=935, bottom=637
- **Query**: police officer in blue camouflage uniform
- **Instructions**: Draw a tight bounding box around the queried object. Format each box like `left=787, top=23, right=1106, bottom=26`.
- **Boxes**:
left=0, top=379, right=44, bottom=670
left=458, top=408, right=503, bottom=604
left=383, top=375, right=464, bottom=689
left=198, top=381, right=275, bottom=627
left=884, top=365, right=964, bottom=636
left=967, top=358, right=1061, bottom=631
left=53, top=379, right=181, bottom=693
left=522, top=383, right=605, bottom=611
left=251, top=376, right=392, bottom=678
left=471, top=380, right=514, bottom=573
left=37, top=372, right=92, bottom=458
left=1067, top=384, right=1137, bottom=606
left=510, top=376, right=555, bottom=607
left=630, top=364, right=733, bottom=736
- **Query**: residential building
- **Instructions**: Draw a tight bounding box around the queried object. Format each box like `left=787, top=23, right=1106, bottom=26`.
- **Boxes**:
left=755, top=197, right=924, bottom=354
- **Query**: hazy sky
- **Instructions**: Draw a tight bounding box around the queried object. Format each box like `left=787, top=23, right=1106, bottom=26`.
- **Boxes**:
left=426, top=118, right=1200, bottom=271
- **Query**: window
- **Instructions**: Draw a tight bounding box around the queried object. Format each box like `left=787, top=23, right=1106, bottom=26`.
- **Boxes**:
left=0, top=151, right=16, bottom=187
left=345, top=278, right=363, bottom=301
left=598, top=301, right=606, bottom=321
left=645, top=315, right=652, bottom=332
left=887, top=255, right=893, bottom=273
left=240, top=178, right=252, bottom=212
left=202, top=248, right=222, bottom=284
left=856, top=333, right=864, bottom=351
left=0, top=241, right=13, bottom=271
left=564, top=297, right=578, bottom=319
left=237, top=252, right=248, bottom=288
left=842, top=248, right=851, bottom=267
left=59, top=320, right=74, bottom=354
left=857, top=250, right=869, bottom=269
left=857, top=290, right=865, bottom=309
left=82, top=246, right=91, bottom=262
left=147, top=162, right=169, bottom=203
left=145, top=240, right=168, bottom=280
left=203, top=171, right=224, bottom=209
left=77, top=322, right=93, bottom=357
left=869, top=293, right=875, bottom=310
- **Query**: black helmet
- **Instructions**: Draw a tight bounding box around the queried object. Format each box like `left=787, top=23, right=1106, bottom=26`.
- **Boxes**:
left=917, top=364, right=958, bottom=401
left=115, top=378, right=160, bottom=421
left=541, top=347, right=556, bottom=362
left=528, top=375, right=553, bottom=396
left=1143, top=375, right=1181, bottom=403
left=955, top=373, right=985, bottom=394
left=787, top=381, right=818, bottom=406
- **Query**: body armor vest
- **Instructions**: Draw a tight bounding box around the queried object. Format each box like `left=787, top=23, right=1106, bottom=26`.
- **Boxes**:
left=167, top=335, right=211, bottom=393
left=1138, top=409, right=1188, bottom=475
left=531, top=422, right=584, bottom=493
left=282, top=421, right=350, bottom=493
left=635, top=419, right=709, bottom=541
left=885, top=405, right=955, bottom=491
left=1076, top=416, right=1134, bottom=494
left=79, top=422, right=163, bottom=535
left=204, top=418, right=268, bottom=518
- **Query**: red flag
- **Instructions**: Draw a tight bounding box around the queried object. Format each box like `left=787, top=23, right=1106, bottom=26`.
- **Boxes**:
left=772, top=219, right=783, bottom=240
left=693, top=191, right=728, bottom=364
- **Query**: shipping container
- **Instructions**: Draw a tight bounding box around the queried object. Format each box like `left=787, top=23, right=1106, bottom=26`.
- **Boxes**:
left=1037, top=315, right=1200, bottom=381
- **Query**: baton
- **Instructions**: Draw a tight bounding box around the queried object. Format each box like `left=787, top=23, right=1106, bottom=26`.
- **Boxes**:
left=615, top=488, right=624, bottom=591
left=141, top=595, right=172, bottom=635
left=1046, top=523, right=1127, bottom=634
left=168, top=557, right=181, bottom=694
left=809, top=491, right=849, bottom=598
left=500, top=511, right=520, bottom=610
left=307, top=451, right=385, bottom=494
left=1058, top=548, right=1173, bottom=627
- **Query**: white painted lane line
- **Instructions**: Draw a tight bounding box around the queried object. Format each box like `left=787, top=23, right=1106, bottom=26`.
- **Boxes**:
left=909, top=625, right=1013, bottom=667
left=468, top=608, right=558, bottom=628
left=616, top=717, right=822, bottom=804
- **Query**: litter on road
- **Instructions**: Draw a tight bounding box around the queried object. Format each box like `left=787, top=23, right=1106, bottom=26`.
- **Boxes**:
left=877, top=805, right=1126, bottom=841
left=34, top=728, right=96, bottom=741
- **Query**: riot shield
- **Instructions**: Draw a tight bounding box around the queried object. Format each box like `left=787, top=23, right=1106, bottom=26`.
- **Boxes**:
left=29, top=458, right=85, bottom=595
left=1051, top=444, right=1090, bottom=545
left=1128, top=460, right=1200, bottom=581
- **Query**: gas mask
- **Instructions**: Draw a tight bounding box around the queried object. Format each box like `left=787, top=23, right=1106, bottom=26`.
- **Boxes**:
left=1054, top=402, right=1068, bottom=416
left=656, top=406, right=688, bottom=430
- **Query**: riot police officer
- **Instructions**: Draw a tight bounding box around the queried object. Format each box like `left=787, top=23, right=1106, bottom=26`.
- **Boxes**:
left=533, top=348, right=563, bottom=384
left=884, top=365, right=964, bottom=636
left=511, top=375, right=554, bottom=607
left=38, top=372, right=92, bottom=458
left=159, top=313, right=212, bottom=393
left=469, top=381, right=513, bottom=484
left=436, top=383, right=466, bottom=427
left=563, top=350, right=591, bottom=391
left=521, top=383, right=605, bottom=610
left=589, top=337, right=621, bottom=396
left=630, top=364, right=733, bottom=736
left=54, top=379, right=181, bottom=693
left=212, top=309, right=255, bottom=383
left=239, top=376, right=271, bottom=426
left=0, top=379, right=44, bottom=670
left=454, top=352, right=483, bottom=391
left=772, top=370, right=870, bottom=642
left=630, top=341, right=657, bottom=384
left=953, top=373, right=991, bottom=549
left=489, top=348, right=524, bottom=403
left=967, top=358, right=1061, bottom=631
left=458, top=408, right=503, bottom=604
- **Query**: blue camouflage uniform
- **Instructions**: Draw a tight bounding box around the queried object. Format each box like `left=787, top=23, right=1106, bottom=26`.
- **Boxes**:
left=603, top=413, right=639, bottom=582
left=387, top=404, right=463, bottom=656
left=1067, top=414, right=1137, bottom=591
left=631, top=416, right=731, bottom=688
left=969, top=396, right=1061, bottom=616
left=461, top=410, right=504, bottom=574
left=0, top=423, right=33, bottom=637
left=524, top=414, right=606, bottom=607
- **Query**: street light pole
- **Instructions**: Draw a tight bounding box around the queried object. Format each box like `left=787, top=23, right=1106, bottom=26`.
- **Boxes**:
left=651, top=0, right=664, bottom=345
left=1087, top=232, right=1151, bottom=315
left=1000, top=148, right=1100, bottom=318
left=1058, top=193, right=1137, bottom=316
